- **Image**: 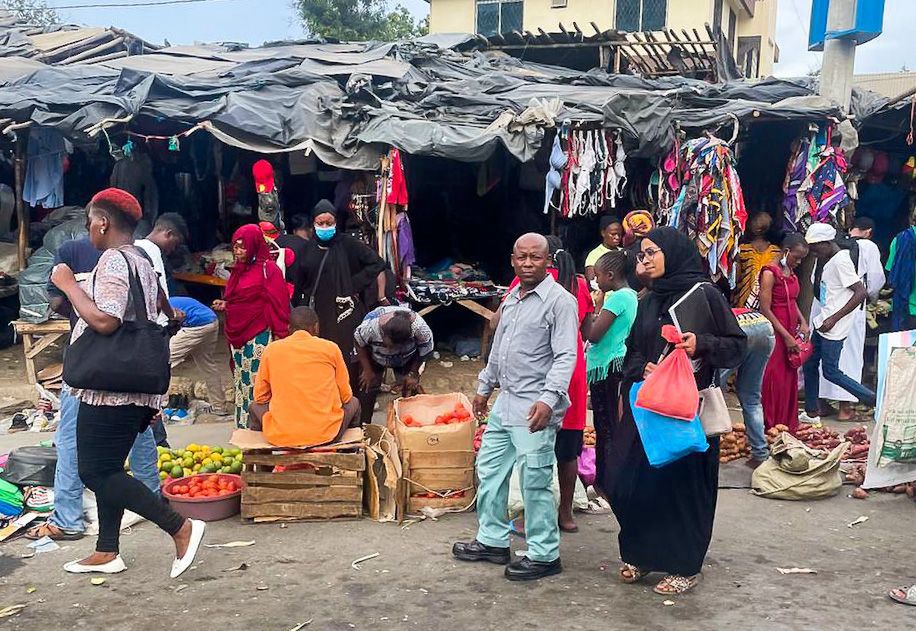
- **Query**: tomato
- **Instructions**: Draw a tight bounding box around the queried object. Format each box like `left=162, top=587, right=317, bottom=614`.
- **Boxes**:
left=227, top=482, right=238, bottom=492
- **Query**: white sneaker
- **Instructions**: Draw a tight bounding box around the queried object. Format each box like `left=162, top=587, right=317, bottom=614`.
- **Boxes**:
left=799, top=412, right=822, bottom=426
left=170, top=519, right=206, bottom=579
left=64, top=555, right=127, bottom=574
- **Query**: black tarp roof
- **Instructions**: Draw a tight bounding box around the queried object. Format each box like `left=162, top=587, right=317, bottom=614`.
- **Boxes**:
left=0, top=37, right=890, bottom=168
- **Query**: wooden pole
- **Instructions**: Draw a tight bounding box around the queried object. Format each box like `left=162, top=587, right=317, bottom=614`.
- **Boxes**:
left=377, top=153, right=390, bottom=258
left=14, top=133, right=28, bottom=271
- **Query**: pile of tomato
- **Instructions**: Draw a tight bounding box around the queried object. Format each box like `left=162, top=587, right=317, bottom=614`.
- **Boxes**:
left=402, top=403, right=472, bottom=428
left=169, top=475, right=239, bottom=499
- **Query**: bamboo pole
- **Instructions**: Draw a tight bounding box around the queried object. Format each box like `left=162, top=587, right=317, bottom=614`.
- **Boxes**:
left=14, top=133, right=28, bottom=270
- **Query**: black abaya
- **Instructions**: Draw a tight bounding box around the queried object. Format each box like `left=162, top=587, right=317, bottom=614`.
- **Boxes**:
left=608, top=282, right=746, bottom=577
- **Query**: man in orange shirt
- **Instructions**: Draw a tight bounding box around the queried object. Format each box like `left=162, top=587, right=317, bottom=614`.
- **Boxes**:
left=249, top=307, right=360, bottom=447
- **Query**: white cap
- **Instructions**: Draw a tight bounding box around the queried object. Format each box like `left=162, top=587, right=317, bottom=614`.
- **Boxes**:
left=804, top=223, right=837, bottom=244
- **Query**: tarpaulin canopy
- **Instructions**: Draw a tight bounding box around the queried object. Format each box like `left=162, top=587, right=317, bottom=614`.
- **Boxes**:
left=0, top=37, right=878, bottom=166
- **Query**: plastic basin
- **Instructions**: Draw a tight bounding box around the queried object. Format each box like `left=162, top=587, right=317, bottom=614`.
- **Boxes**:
left=162, top=474, right=244, bottom=522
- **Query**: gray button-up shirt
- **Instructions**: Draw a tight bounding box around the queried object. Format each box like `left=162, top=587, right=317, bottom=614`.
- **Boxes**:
left=477, top=274, right=579, bottom=427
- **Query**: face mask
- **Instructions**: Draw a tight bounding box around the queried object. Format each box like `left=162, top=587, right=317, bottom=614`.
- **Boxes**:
left=315, top=225, right=336, bottom=241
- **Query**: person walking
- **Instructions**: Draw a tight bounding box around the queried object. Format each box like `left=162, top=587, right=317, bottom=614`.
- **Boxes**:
left=49, top=188, right=204, bottom=577
left=212, top=224, right=290, bottom=427
left=758, top=233, right=810, bottom=434
left=452, top=233, right=578, bottom=582
left=26, top=236, right=161, bottom=542
left=608, top=227, right=746, bottom=596
left=801, top=224, right=875, bottom=421
left=885, top=213, right=916, bottom=331
left=583, top=250, right=637, bottom=497
left=815, top=217, right=885, bottom=421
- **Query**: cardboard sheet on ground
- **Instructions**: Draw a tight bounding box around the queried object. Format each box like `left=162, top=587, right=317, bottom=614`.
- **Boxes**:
left=230, top=428, right=363, bottom=451
left=863, top=329, right=916, bottom=489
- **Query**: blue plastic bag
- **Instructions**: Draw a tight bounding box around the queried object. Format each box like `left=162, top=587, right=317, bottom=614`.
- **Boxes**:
left=629, top=382, right=708, bottom=468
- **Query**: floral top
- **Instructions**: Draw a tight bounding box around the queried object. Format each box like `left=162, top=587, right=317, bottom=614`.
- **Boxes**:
left=69, top=245, right=164, bottom=409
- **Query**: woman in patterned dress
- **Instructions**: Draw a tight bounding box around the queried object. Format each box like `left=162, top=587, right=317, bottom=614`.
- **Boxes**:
left=734, top=212, right=781, bottom=308
left=213, top=224, right=290, bottom=427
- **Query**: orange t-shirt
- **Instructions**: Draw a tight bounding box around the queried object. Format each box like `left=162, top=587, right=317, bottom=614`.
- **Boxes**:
left=254, top=330, right=353, bottom=447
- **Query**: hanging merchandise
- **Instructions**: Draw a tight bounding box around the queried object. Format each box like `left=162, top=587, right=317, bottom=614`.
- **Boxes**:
left=782, top=123, right=850, bottom=232
left=23, top=127, right=68, bottom=209
left=655, top=132, right=684, bottom=224
left=543, top=124, right=627, bottom=217
left=376, top=148, right=410, bottom=286
left=667, top=135, right=747, bottom=285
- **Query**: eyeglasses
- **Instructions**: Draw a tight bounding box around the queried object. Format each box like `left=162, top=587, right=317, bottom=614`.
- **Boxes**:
left=636, top=247, right=661, bottom=263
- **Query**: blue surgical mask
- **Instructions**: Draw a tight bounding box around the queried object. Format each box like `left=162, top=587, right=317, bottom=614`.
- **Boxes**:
left=315, top=225, right=336, bottom=241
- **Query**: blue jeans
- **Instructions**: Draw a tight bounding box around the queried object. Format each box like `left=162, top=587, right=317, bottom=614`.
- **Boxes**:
left=721, top=319, right=775, bottom=461
left=50, top=387, right=161, bottom=533
left=476, top=415, right=559, bottom=562
left=803, top=331, right=877, bottom=413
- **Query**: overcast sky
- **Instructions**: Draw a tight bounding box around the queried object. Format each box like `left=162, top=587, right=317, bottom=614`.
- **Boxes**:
left=52, top=0, right=915, bottom=78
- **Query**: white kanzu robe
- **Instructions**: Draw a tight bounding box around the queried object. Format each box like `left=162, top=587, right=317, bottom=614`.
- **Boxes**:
left=817, top=239, right=885, bottom=401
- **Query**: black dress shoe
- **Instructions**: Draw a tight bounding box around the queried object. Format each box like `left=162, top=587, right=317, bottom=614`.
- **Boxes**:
left=452, top=540, right=510, bottom=565
left=504, top=556, right=562, bottom=581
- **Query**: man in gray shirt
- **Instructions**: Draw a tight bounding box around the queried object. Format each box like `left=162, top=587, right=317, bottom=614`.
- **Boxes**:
left=452, top=233, right=578, bottom=581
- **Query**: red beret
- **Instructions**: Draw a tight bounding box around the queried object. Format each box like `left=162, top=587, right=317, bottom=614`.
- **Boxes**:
left=90, top=188, right=143, bottom=221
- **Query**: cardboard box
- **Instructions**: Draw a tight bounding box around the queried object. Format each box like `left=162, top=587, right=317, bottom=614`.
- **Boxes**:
left=392, top=393, right=475, bottom=453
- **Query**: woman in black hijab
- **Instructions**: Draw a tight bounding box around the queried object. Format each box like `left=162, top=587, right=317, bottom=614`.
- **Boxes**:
left=606, top=227, right=746, bottom=596
left=297, top=200, right=386, bottom=366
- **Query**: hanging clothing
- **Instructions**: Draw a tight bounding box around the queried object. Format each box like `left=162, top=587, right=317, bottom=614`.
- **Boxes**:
left=110, top=151, right=158, bottom=225
left=607, top=227, right=746, bottom=577
left=24, top=127, right=67, bottom=208
left=886, top=227, right=916, bottom=330
left=733, top=243, right=781, bottom=308
left=396, top=212, right=416, bottom=269
left=297, top=233, right=386, bottom=359
left=387, top=149, right=408, bottom=206
left=224, top=225, right=290, bottom=349
left=761, top=264, right=801, bottom=432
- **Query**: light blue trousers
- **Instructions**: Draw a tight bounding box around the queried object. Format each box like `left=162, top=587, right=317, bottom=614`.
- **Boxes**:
left=475, top=415, right=559, bottom=562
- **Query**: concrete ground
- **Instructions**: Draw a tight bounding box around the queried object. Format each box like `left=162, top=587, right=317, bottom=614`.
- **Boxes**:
left=1, top=343, right=915, bottom=629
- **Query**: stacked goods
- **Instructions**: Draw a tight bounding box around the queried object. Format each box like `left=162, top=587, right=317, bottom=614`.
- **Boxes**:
left=719, top=423, right=750, bottom=463
left=846, top=463, right=916, bottom=499
left=774, top=424, right=870, bottom=462
left=841, top=426, right=871, bottom=462
left=583, top=426, right=596, bottom=447
left=156, top=444, right=244, bottom=481
left=391, top=393, right=476, bottom=516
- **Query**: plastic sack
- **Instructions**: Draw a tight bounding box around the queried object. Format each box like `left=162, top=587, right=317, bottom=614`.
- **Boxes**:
left=635, top=325, right=699, bottom=421
left=751, top=433, right=848, bottom=501
left=0, top=446, right=57, bottom=487
left=578, top=446, right=596, bottom=487
left=630, top=382, right=708, bottom=468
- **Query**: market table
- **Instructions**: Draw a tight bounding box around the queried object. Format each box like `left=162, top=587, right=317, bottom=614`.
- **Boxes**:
left=11, top=319, right=71, bottom=385
left=413, top=297, right=499, bottom=359
left=173, top=272, right=227, bottom=289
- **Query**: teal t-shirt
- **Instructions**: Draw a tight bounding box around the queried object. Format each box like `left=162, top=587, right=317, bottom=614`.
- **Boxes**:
left=886, top=227, right=916, bottom=316
left=586, top=287, right=638, bottom=383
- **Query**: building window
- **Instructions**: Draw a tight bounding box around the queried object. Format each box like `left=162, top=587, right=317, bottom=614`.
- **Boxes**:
left=737, top=35, right=761, bottom=77
left=727, top=7, right=737, bottom=53
left=476, top=0, right=524, bottom=37
left=616, top=0, right=667, bottom=32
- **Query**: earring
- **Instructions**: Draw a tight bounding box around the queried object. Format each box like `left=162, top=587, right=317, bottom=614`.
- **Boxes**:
left=100, top=228, right=106, bottom=235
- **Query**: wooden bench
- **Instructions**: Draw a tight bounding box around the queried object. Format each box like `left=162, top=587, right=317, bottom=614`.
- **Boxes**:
left=232, top=428, right=366, bottom=523
left=12, top=319, right=70, bottom=385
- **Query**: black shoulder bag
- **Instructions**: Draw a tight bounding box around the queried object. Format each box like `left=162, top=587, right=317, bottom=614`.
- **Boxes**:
left=63, top=251, right=171, bottom=395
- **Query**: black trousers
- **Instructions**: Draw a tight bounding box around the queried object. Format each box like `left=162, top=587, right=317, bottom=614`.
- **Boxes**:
left=77, top=402, right=185, bottom=553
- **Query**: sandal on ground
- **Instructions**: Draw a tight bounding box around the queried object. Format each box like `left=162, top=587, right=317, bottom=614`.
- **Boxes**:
left=25, top=522, right=83, bottom=541
left=889, top=585, right=916, bottom=606
left=653, top=574, right=700, bottom=595
left=619, top=563, right=648, bottom=584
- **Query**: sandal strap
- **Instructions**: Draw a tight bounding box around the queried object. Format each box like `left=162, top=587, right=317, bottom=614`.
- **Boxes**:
left=661, top=575, right=697, bottom=593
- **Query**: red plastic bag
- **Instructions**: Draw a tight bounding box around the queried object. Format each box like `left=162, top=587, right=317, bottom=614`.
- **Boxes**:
left=634, top=325, right=699, bottom=421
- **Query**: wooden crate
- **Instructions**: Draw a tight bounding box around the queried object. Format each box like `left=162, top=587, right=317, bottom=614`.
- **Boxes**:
left=241, top=447, right=366, bottom=523
left=398, top=448, right=476, bottom=516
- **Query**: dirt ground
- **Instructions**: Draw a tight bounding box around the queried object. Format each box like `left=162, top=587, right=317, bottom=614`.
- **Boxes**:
left=1, top=340, right=915, bottom=629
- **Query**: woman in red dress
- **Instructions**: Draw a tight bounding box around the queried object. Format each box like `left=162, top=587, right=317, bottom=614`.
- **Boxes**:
left=759, top=233, right=810, bottom=433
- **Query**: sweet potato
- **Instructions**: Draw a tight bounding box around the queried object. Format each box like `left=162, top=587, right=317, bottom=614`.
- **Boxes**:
left=852, top=487, right=869, bottom=499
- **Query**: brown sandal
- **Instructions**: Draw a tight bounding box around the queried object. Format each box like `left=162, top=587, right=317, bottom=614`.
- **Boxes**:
left=619, top=563, right=648, bottom=584
left=653, top=574, right=700, bottom=595
left=25, top=522, right=84, bottom=541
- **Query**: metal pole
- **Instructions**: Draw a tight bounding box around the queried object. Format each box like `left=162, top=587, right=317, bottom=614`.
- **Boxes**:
left=818, top=0, right=857, bottom=112
left=14, top=134, right=28, bottom=271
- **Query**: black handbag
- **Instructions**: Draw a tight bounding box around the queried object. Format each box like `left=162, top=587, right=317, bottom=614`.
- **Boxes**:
left=62, top=251, right=170, bottom=395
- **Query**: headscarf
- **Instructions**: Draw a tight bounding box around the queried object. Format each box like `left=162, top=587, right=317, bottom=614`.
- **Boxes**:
left=621, top=210, right=655, bottom=247
left=224, top=224, right=290, bottom=347
left=644, top=226, right=708, bottom=302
